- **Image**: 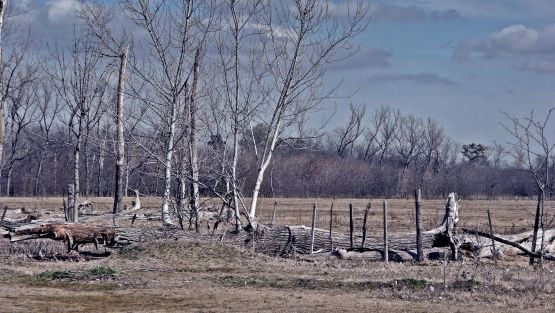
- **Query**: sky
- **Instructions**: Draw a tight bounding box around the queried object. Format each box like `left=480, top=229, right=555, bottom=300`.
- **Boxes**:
left=13, top=0, right=555, bottom=145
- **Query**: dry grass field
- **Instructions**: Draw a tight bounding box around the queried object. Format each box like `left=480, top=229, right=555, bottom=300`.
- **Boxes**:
left=0, top=196, right=554, bottom=312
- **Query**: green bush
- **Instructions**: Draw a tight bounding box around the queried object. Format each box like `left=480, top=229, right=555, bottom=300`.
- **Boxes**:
left=37, top=270, right=75, bottom=280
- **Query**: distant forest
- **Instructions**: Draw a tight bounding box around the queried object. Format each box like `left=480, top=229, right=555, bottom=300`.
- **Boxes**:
left=6, top=104, right=535, bottom=199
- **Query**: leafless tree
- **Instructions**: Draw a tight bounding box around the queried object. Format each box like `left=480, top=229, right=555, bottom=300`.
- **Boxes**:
left=33, top=82, right=61, bottom=195
left=394, top=114, right=424, bottom=196
left=121, top=0, right=214, bottom=225
left=332, top=103, right=365, bottom=158
left=79, top=1, right=131, bottom=212
left=46, top=31, right=109, bottom=222
left=247, top=0, right=368, bottom=227
left=503, top=108, right=555, bottom=265
left=4, top=77, right=37, bottom=195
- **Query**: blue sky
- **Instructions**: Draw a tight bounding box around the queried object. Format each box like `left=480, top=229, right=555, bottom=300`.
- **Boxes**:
left=18, top=0, right=555, bottom=145
left=327, top=0, right=555, bottom=144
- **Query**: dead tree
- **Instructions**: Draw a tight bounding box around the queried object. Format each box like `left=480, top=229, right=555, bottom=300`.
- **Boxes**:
left=503, top=108, right=555, bottom=265
left=333, top=103, right=366, bottom=158
left=46, top=31, right=109, bottom=213
left=247, top=0, right=368, bottom=228
left=121, top=0, right=214, bottom=225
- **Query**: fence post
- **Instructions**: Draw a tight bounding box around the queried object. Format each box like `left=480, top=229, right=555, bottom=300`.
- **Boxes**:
left=487, top=209, right=498, bottom=266
left=361, top=203, right=370, bottom=248
left=329, top=202, right=334, bottom=240
left=383, top=200, right=388, bottom=264
left=415, top=188, right=423, bottom=263
left=310, top=204, right=317, bottom=254
left=349, top=203, right=354, bottom=249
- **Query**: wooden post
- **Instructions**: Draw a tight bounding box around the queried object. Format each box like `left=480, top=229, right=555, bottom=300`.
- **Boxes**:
left=310, top=204, right=317, bottom=254
left=415, top=188, right=424, bottom=262
left=361, top=203, right=370, bottom=248
left=487, top=209, right=498, bottom=266
left=67, top=184, right=76, bottom=223
left=383, top=200, right=388, bottom=264
left=329, top=202, right=334, bottom=240
left=271, top=200, right=277, bottom=225
left=1, top=206, right=7, bottom=221
left=349, top=203, right=354, bottom=249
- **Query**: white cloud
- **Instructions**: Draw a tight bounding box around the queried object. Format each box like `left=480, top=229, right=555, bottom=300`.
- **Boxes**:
left=454, top=23, right=555, bottom=72
left=46, top=0, right=79, bottom=23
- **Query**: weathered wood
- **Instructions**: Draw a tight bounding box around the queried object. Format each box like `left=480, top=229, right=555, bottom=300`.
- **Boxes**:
left=461, top=228, right=555, bottom=260
left=1, top=206, right=7, bottom=221
left=487, top=210, right=497, bottom=265
left=349, top=204, right=354, bottom=249
left=361, top=203, right=370, bottom=248
left=67, top=184, right=77, bottom=223
left=415, top=188, right=423, bottom=262
left=310, top=204, right=317, bottom=254
left=383, top=200, right=388, bottom=263
left=329, top=202, right=334, bottom=240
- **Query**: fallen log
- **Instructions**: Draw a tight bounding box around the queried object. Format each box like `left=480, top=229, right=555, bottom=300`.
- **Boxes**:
left=461, top=228, right=555, bottom=261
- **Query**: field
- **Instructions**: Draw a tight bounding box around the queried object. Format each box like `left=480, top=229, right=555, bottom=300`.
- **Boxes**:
left=0, top=197, right=554, bottom=312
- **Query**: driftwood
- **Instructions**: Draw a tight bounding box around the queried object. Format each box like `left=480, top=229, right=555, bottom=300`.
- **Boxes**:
left=234, top=193, right=555, bottom=262
left=231, top=194, right=460, bottom=258
left=3, top=222, right=116, bottom=251
left=461, top=228, right=555, bottom=261
left=0, top=219, right=189, bottom=252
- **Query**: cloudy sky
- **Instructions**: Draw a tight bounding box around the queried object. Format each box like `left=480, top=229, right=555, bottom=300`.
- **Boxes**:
left=327, top=0, right=555, bottom=144
left=16, top=0, right=555, bottom=144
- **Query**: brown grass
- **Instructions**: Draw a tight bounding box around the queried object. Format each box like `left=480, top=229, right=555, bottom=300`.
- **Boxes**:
left=0, top=197, right=554, bottom=312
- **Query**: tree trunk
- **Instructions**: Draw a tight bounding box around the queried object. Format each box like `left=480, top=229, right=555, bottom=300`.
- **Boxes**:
left=84, top=143, right=90, bottom=197
left=5, top=163, right=12, bottom=196
left=161, top=99, right=177, bottom=225
left=231, top=127, right=241, bottom=232
left=113, top=46, right=128, bottom=214
left=531, top=189, right=542, bottom=265
left=0, top=1, right=6, bottom=172
left=187, top=48, right=201, bottom=230
left=248, top=122, right=281, bottom=227
left=34, top=149, right=45, bottom=195
left=97, top=138, right=105, bottom=196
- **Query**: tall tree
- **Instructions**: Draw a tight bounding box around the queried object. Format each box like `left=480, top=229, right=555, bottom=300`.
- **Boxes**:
left=247, top=0, right=368, bottom=227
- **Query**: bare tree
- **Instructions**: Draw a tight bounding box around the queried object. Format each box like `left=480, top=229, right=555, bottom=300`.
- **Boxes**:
left=394, top=114, right=424, bottom=196
left=79, top=1, right=131, bottom=212
left=332, top=103, right=365, bottom=158
left=247, top=0, right=368, bottom=227
left=4, top=77, right=37, bottom=195
left=121, top=0, right=213, bottom=225
left=503, top=108, right=555, bottom=265
left=211, top=0, right=268, bottom=232
left=0, top=0, right=6, bottom=171
left=47, top=31, right=109, bottom=222
left=33, top=82, right=61, bottom=195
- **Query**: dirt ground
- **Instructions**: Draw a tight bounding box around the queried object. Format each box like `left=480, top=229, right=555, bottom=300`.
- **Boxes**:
left=0, top=197, right=554, bottom=312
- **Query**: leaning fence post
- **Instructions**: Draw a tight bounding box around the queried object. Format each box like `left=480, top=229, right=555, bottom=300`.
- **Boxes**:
left=383, top=200, right=389, bottom=264
left=349, top=203, right=354, bottom=249
left=415, top=188, right=424, bottom=263
left=329, top=202, right=334, bottom=250
left=361, top=203, right=370, bottom=248
left=487, top=209, right=498, bottom=266
left=310, top=204, right=317, bottom=254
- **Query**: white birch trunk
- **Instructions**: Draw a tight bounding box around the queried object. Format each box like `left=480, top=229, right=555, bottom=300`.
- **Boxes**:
left=161, top=101, right=177, bottom=225
left=113, top=46, right=128, bottom=213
